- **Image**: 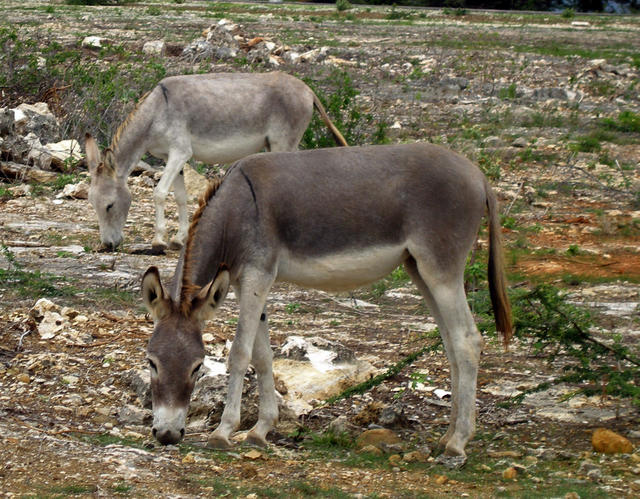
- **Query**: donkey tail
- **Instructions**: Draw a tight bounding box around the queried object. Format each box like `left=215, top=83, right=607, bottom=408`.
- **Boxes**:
left=312, top=92, right=349, bottom=147
left=485, top=178, right=514, bottom=348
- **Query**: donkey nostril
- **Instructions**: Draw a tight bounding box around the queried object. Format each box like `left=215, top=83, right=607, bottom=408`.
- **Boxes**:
left=180, top=428, right=185, bottom=438
left=152, top=428, right=157, bottom=437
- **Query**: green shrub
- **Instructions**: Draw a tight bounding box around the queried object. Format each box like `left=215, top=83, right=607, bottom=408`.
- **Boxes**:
left=301, top=69, right=389, bottom=149
left=336, top=0, right=353, bottom=12
left=471, top=284, right=640, bottom=407
left=600, top=111, right=640, bottom=134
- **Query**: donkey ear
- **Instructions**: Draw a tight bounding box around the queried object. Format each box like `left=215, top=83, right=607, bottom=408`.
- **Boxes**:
left=192, top=270, right=230, bottom=323
left=102, top=149, right=117, bottom=177
left=142, top=266, right=172, bottom=321
left=84, top=133, right=101, bottom=175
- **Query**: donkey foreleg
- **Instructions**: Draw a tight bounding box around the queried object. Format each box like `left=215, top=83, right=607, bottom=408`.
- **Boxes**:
left=152, top=149, right=191, bottom=252
left=169, top=169, right=189, bottom=250
left=208, top=273, right=273, bottom=449
left=245, top=309, right=278, bottom=447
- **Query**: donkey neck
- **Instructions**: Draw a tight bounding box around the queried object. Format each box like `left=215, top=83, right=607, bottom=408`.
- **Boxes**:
left=110, top=98, right=154, bottom=179
left=180, top=190, right=236, bottom=298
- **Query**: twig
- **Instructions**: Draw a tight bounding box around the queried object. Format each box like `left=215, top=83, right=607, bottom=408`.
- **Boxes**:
left=65, top=332, right=124, bottom=348
left=503, top=180, right=526, bottom=218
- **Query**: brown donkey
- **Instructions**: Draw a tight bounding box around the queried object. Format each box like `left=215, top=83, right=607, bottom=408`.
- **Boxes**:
left=85, top=72, right=347, bottom=253
left=140, top=143, right=512, bottom=468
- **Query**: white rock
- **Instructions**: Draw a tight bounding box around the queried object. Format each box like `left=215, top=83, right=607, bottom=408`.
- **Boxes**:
left=38, top=311, right=65, bottom=339
left=30, top=298, right=60, bottom=321
left=12, top=108, right=28, bottom=127
left=44, top=139, right=83, bottom=165
left=59, top=181, right=89, bottom=199
left=17, top=102, right=55, bottom=119
left=82, top=36, right=108, bottom=49
left=143, top=40, right=166, bottom=56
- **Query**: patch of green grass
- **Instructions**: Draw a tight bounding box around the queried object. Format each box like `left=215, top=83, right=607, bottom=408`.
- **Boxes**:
left=56, top=250, right=78, bottom=258
left=1, top=246, right=75, bottom=298
left=569, top=135, right=602, bottom=153
left=599, top=110, right=640, bottom=134
left=285, top=302, right=304, bottom=314
left=73, top=432, right=146, bottom=449
left=0, top=184, right=13, bottom=200
left=112, top=481, right=133, bottom=493
left=498, top=83, right=517, bottom=101
left=47, top=484, right=98, bottom=495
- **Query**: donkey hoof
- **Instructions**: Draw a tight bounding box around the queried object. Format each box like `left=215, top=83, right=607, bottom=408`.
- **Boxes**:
left=207, top=434, right=233, bottom=449
left=245, top=432, right=269, bottom=448
left=168, top=239, right=184, bottom=251
left=435, top=453, right=467, bottom=470
left=150, top=242, right=167, bottom=255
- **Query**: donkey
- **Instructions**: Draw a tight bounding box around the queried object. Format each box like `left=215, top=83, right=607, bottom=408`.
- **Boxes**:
left=140, top=142, right=513, bottom=467
left=85, top=71, right=347, bottom=253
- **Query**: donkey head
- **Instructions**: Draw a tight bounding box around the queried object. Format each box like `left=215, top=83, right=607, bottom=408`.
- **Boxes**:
left=85, top=134, right=131, bottom=251
left=141, top=266, right=230, bottom=445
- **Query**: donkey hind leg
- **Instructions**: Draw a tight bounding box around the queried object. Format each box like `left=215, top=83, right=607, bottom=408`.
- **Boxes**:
left=245, top=308, right=278, bottom=447
left=403, top=258, right=460, bottom=449
left=152, top=147, right=191, bottom=253
left=168, top=169, right=188, bottom=251
left=208, top=271, right=274, bottom=449
left=406, top=256, right=483, bottom=466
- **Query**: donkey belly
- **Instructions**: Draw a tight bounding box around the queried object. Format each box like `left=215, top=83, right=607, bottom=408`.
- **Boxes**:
left=191, top=133, right=268, bottom=164
left=277, top=244, right=407, bottom=292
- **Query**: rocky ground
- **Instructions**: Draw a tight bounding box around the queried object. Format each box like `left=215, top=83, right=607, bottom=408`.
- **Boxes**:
left=1, top=1, right=640, bottom=497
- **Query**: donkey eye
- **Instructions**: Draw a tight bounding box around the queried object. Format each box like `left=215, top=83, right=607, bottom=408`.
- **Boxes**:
left=106, top=203, right=114, bottom=213
left=191, top=363, right=203, bottom=377
left=148, top=359, right=157, bottom=372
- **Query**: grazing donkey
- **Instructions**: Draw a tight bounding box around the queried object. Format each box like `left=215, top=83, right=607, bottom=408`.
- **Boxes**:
left=85, top=72, right=347, bottom=253
left=140, top=143, right=513, bottom=467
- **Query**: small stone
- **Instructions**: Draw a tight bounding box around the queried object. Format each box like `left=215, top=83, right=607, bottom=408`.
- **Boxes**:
left=62, top=375, right=79, bottom=385
left=512, top=137, right=528, bottom=148
left=182, top=452, right=196, bottom=464
left=16, top=373, right=30, bottom=384
left=434, top=474, right=448, bottom=485
left=564, top=493, right=580, bottom=499
left=243, top=449, right=262, bottom=460
left=355, top=428, right=402, bottom=450
left=143, top=40, right=166, bottom=56
left=358, top=444, right=383, bottom=456
left=402, top=450, right=430, bottom=463
left=502, top=467, right=517, bottom=480
left=592, top=428, right=634, bottom=454
left=488, top=450, right=523, bottom=458
left=478, top=464, right=492, bottom=472
left=388, top=454, right=402, bottom=466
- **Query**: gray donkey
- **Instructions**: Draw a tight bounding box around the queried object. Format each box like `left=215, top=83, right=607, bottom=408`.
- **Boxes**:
left=140, top=143, right=513, bottom=468
left=85, top=72, right=347, bottom=253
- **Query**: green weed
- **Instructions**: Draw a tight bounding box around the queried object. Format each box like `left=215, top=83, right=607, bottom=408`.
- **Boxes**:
left=301, top=69, right=388, bottom=148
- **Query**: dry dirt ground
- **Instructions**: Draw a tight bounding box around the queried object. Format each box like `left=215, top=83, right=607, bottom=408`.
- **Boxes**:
left=1, top=1, right=640, bottom=498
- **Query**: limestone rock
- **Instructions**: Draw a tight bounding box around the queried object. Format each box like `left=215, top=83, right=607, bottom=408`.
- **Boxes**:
left=44, top=139, right=83, bottom=169
left=118, top=404, right=152, bottom=426
left=356, top=428, right=402, bottom=451
left=30, top=298, right=61, bottom=322
left=59, top=181, right=89, bottom=200
left=82, top=36, right=109, bottom=49
left=502, top=467, right=517, bottom=479
left=592, top=428, right=634, bottom=454
left=143, top=40, right=166, bottom=56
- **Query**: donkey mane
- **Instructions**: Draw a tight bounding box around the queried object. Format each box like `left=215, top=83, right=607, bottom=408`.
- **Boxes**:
left=110, top=90, right=151, bottom=153
left=179, top=176, right=225, bottom=315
